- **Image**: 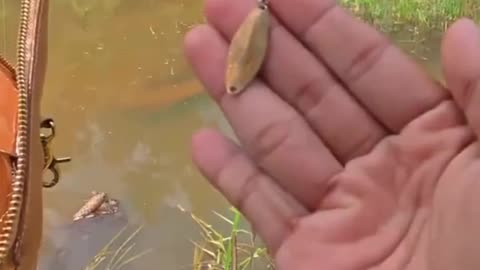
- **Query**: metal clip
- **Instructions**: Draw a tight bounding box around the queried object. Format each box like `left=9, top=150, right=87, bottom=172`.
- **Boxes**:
left=40, top=118, right=72, bottom=188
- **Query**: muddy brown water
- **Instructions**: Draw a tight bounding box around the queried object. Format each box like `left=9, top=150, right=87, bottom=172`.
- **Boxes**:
left=0, top=1, right=445, bottom=269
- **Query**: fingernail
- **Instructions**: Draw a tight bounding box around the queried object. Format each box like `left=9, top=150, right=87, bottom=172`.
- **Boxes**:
left=464, top=18, right=480, bottom=42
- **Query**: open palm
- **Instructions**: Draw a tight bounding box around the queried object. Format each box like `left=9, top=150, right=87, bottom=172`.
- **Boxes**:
left=184, top=0, right=480, bottom=269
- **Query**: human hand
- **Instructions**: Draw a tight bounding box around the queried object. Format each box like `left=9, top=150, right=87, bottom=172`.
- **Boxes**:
left=184, top=0, right=480, bottom=269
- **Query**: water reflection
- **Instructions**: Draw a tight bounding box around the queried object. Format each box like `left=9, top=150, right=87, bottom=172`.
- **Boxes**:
left=0, top=0, right=234, bottom=267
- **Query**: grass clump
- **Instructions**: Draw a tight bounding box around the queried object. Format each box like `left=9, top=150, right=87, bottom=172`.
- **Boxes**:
left=340, top=0, right=479, bottom=33
left=85, top=224, right=152, bottom=270
left=178, top=205, right=275, bottom=270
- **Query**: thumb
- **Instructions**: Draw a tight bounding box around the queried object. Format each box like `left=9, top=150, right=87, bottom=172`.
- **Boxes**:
left=442, top=18, right=480, bottom=136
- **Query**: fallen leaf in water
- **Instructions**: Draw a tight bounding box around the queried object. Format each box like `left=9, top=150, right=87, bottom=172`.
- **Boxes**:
left=225, top=6, right=270, bottom=95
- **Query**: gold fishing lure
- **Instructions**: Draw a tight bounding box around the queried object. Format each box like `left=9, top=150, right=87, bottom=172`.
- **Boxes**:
left=225, top=0, right=270, bottom=95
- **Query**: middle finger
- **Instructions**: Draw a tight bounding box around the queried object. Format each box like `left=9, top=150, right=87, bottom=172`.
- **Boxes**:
left=205, top=0, right=388, bottom=162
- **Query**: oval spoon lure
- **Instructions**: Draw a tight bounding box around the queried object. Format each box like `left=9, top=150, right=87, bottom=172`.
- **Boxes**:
left=225, top=0, right=270, bottom=95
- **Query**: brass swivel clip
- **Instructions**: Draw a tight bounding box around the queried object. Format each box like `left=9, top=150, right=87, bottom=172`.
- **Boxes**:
left=40, top=118, right=72, bottom=188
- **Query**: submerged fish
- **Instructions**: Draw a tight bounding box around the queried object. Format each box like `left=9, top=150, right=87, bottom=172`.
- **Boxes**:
left=72, top=191, right=110, bottom=221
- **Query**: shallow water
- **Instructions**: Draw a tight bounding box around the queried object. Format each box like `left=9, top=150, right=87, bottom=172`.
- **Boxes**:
left=0, top=1, right=445, bottom=269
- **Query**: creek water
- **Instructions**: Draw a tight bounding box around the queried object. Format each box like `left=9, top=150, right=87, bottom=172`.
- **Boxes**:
left=0, top=0, right=445, bottom=269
